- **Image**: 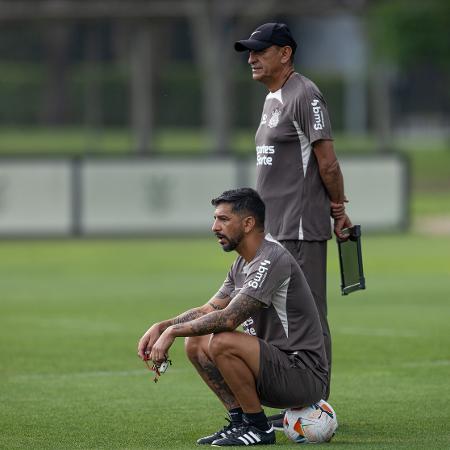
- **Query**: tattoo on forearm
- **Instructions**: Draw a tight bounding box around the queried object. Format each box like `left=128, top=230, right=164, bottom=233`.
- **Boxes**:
left=192, top=353, right=238, bottom=409
left=173, top=294, right=262, bottom=336
left=171, top=308, right=205, bottom=325
left=208, top=301, right=223, bottom=310
left=215, top=291, right=229, bottom=300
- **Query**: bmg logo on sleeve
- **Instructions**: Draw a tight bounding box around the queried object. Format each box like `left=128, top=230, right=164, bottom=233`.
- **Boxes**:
left=248, top=259, right=271, bottom=289
left=311, top=99, right=324, bottom=130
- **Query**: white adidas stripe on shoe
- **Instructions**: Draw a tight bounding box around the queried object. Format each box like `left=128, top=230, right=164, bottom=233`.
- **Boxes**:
left=211, top=424, right=275, bottom=446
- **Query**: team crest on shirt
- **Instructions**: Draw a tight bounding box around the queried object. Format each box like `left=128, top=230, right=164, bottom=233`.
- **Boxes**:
left=268, top=109, right=281, bottom=128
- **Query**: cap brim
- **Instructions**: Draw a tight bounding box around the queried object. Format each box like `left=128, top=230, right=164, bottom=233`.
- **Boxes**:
left=234, top=39, right=272, bottom=52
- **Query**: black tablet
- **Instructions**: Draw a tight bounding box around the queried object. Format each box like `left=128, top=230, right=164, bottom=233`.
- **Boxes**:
left=337, top=225, right=366, bottom=295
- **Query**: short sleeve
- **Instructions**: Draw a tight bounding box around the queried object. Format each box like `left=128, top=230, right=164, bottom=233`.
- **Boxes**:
left=293, top=82, right=333, bottom=144
left=240, top=253, right=291, bottom=306
left=215, top=264, right=236, bottom=298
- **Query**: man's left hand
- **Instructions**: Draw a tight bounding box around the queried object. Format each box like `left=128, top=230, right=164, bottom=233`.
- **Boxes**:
left=149, top=327, right=175, bottom=364
left=330, top=200, right=347, bottom=220
left=334, top=214, right=352, bottom=240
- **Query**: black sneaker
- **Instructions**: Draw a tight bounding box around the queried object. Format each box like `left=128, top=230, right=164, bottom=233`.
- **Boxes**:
left=197, top=418, right=241, bottom=445
left=211, top=424, right=275, bottom=446
left=267, top=411, right=285, bottom=431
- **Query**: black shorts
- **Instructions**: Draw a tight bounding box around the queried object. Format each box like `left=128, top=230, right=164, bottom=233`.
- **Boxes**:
left=256, top=339, right=326, bottom=409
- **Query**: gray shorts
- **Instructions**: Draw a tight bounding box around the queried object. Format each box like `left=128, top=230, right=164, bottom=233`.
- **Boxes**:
left=256, top=339, right=326, bottom=409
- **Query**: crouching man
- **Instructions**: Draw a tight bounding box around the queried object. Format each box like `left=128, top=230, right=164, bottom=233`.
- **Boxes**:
left=137, top=188, right=328, bottom=447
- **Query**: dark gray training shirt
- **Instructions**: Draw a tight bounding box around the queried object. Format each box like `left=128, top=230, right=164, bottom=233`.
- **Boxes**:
left=217, top=235, right=328, bottom=384
left=255, top=72, right=333, bottom=241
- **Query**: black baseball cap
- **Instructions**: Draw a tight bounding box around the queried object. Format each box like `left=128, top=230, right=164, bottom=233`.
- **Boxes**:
left=234, top=22, right=297, bottom=53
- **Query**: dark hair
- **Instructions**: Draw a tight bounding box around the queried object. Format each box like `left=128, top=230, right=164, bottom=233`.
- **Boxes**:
left=211, top=188, right=265, bottom=229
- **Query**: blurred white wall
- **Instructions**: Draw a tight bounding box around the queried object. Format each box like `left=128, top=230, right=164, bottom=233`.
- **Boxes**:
left=0, top=155, right=409, bottom=236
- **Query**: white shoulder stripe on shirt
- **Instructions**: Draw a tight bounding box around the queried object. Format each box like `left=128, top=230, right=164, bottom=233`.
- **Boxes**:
left=264, top=233, right=284, bottom=248
left=266, top=89, right=283, bottom=104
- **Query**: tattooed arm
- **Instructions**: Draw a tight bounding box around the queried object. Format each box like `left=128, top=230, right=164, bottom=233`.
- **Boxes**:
left=163, top=292, right=230, bottom=328
left=137, top=293, right=230, bottom=359
left=172, top=294, right=262, bottom=336
left=148, top=294, right=263, bottom=362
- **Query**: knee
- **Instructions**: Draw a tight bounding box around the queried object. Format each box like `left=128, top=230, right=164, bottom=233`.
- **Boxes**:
left=184, top=336, right=204, bottom=362
left=208, top=332, right=234, bottom=360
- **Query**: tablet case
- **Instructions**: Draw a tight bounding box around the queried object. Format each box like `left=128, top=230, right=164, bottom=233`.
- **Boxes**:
left=337, top=225, right=366, bottom=295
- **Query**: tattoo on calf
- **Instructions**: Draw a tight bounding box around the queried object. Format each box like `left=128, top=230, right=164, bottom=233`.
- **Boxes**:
left=195, top=353, right=237, bottom=409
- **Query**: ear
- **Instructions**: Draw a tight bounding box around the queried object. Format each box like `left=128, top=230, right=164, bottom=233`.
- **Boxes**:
left=243, top=215, right=256, bottom=233
left=280, top=46, right=293, bottom=64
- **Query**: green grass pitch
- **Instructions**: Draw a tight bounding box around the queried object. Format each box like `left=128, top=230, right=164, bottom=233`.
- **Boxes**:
left=1, top=234, right=449, bottom=449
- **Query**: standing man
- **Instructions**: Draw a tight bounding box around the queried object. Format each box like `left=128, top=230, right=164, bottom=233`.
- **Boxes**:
left=234, top=23, right=352, bottom=409
left=138, top=188, right=328, bottom=447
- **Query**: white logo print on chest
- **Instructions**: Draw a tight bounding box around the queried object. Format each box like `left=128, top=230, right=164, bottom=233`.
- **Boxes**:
left=268, top=109, right=281, bottom=128
left=256, top=145, right=275, bottom=166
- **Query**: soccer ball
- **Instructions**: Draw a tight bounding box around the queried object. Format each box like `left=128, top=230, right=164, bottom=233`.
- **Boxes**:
left=283, top=400, right=338, bottom=444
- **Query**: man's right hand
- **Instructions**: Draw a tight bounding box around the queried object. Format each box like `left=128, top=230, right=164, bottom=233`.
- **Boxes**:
left=137, top=323, right=163, bottom=360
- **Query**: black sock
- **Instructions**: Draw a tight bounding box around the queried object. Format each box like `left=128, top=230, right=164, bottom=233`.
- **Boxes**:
left=243, top=411, right=270, bottom=431
left=228, top=407, right=243, bottom=425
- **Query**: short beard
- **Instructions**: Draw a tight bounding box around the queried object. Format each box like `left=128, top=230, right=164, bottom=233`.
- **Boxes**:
left=219, top=232, right=244, bottom=252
